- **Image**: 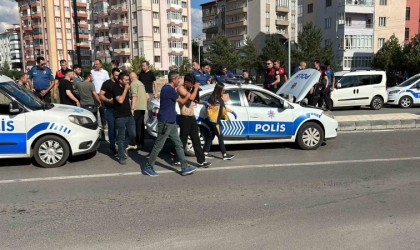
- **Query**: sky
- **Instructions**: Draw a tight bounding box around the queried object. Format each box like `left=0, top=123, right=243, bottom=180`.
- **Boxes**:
left=0, top=0, right=205, bottom=38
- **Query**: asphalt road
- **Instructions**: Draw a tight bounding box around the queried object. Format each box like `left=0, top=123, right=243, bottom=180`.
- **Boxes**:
left=0, top=130, right=419, bottom=249
left=332, top=105, right=420, bottom=116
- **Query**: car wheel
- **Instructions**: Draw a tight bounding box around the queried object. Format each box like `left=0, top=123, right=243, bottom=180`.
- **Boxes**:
left=185, top=126, right=206, bottom=156
left=296, top=122, right=324, bottom=150
left=370, top=96, right=383, bottom=110
left=33, top=135, right=70, bottom=168
left=398, top=96, right=413, bottom=109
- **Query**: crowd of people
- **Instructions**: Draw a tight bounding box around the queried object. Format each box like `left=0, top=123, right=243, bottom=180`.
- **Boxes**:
left=17, top=56, right=335, bottom=176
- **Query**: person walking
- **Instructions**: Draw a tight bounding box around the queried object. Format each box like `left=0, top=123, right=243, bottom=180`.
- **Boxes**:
left=58, top=70, right=80, bottom=107
left=314, top=60, right=329, bottom=108
left=74, top=72, right=101, bottom=119
left=112, top=72, right=136, bottom=165
left=322, top=61, right=335, bottom=110
left=91, top=59, right=110, bottom=128
left=173, top=73, right=211, bottom=168
left=192, top=61, right=211, bottom=86
left=99, top=68, right=120, bottom=156
left=29, top=56, right=55, bottom=103
left=129, top=72, right=148, bottom=149
left=263, top=60, right=280, bottom=92
left=203, top=83, right=235, bottom=161
left=17, top=73, right=33, bottom=91
left=139, top=61, right=158, bottom=100
left=143, top=70, right=197, bottom=177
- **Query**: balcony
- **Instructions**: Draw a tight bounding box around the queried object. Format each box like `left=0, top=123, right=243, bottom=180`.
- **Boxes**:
left=95, top=36, right=110, bottom=44
left=344, top=0, right=374, bottom=14
left=79, top=41, right=90, bottom=47
left=26, top=56, right=35, bottom=62
left=112, top=33, right=129, bottom=42
left=95, top=22, right=109, bottom=30
left=31, top=1, right=41, bottom=7
left=32, top=12, right=41, bottom=19
left=20, top=4, right=29, bottom=10
left=95, top=9, right=110, bottom=17
left=275, top=19, right=289, bottom=26
left=33, top=34, right=43, bottom=39
left=225, top=19, right=247, bottom=29
left=225, top=6, right=247, bottom=16
left=23, top=26, right=32, bottom=31
left=76, top=1, right=87, bottom=8
left=32, top=22, right=42, bottom=29
left=77, top=11, right=88, bottom=18
left=276, top=5, right=289, bottom=13
left=79, top=34, right=90, bottom=39
left=96, top=50, right=111, bottom=58
left=24, top=35, right=33, bottom=41
left=79, top=23, right=89, bottom=29
left=114, top=48, right=130, bottom=56
left=111, top=18, right=129, bottom=28
left=110, top=4, right=128, bottom=14
left=21, top=15, right=32, bottom=21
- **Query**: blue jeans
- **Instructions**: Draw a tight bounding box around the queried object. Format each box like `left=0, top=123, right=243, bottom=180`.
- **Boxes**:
left=115, top=116, right=136, bottom=160
left=105, top=108, right=116, bottom=150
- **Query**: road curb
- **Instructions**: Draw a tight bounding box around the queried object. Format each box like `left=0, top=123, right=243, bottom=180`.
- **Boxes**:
left=338, top=119, right=419, bottom=131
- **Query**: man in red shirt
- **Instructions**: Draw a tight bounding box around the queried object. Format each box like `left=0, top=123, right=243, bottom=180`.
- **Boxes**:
left=264, top=60, right=280, bottom=92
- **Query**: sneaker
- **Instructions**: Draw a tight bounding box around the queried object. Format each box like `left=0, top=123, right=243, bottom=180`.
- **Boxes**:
left=181, top=166, right=197, bottom=176
left=119, top=159, right=127, bottom=165
left=126, top=144, right=137, bottom=152
left=173, top=161, right=181, bottom=166
left=204, top=152, right=214, bottom=159
left=222, top=153, right=234, bottom=160
left=198, top=162, right=211, bottom=168
left=143, top=166, right=159, bottom=177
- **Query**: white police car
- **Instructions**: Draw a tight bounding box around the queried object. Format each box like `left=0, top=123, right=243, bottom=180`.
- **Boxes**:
left=387, top=74, right=420, bottom=108
left=0, top=75, right=100, bottom=168
left=147, top=69, right=338, bottom=155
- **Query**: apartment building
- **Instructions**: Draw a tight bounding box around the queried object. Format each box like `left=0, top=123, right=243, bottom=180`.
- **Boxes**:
left=405, top=0, right=420, bottom=42
left=16, top=0, right=92, bottom=73
left=0, top=24, right=22, bottom=71
left=92, top=0, right=191, bottom=71
left=298, top=0, right=406, bottom=71
left=201, top=0, right=298, bottom=52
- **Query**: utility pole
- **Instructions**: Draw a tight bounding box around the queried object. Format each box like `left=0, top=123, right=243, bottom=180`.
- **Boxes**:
left=73, top=0, right=82, bottom=66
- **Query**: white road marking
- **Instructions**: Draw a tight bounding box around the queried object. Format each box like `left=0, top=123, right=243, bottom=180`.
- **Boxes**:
left=1, top=156, right=420, bottom=185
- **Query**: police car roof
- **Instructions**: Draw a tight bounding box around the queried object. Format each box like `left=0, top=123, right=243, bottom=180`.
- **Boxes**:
left=0, top=75, right=14, bottom=83
left=199, top=83, right=263, bottom=91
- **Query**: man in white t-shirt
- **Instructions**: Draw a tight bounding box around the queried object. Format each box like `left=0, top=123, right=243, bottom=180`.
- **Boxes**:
left=91, top=59, right=110, bottom=128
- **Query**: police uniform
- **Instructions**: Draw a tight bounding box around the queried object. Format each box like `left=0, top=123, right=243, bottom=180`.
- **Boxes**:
left=29, top=66, right=54, bottom=103
left=243, top=77, right=253, bottom=84
left=264, top=68, right=279, bottom=92
left=193, top=69, right=210, bottom=86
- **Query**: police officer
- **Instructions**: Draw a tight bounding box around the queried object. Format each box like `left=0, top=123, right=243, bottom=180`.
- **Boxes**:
left=242, top=70, right=253, bottom=84
left=323, top=61, right=335, bottom=110
left=309, top=60, right=328, bottom=107
left=29, top=56, right=55, bottom=103
left=192, top=61, right=210, bottom=86
left=264, top=60, right=280, bottom=92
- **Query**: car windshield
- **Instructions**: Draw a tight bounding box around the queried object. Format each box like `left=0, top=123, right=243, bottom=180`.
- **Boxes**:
left=397, top=75, right=420, bottom=87
left=0, top=81, right=44, bottom=110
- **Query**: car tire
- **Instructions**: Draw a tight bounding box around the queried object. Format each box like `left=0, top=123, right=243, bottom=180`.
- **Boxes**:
left=398, top=96, right=413, bottom=109
left=296, top=122, right=324, bottom=150
left=185, top=126, right=206, bottom=156
left=33, top=135, right=70, bottom=168
left=370, top=96, right=383, bottom=110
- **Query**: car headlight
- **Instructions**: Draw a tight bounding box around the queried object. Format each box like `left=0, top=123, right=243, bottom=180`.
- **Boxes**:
left=322, top=110, right=334, bottom=119
left=68, top=115, right=97, bottom=130
left=388, top=90, right=400, bottom=94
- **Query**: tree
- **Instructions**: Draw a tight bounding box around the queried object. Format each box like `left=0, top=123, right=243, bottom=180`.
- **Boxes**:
left=101, top=62, right=112, bottom=75
left=372, top=35, right=404, bottom=84
left=0, top=61, right=21, bottom=80
left=240, top=36, right=260, bottom=72
left=192, top=40, right=203, bottom=63
left=260, top=34, right=288, bottom=68
left=292, top=22, right=334, bottom=66
left=178, top=58, right=192, bottom=76
left=205, top=33, right=240, bottom=70
left=129, top=56, right=144, bottom=75
left=403, top=34, right=420, bottom=76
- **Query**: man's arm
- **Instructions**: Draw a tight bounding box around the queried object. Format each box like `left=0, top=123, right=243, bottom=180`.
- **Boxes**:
left=65, top=90, right=80, bottom=106
left=130, top=84, right=138, bottom=115
left=99, top=90, right=113, bottom=103
left=323, top=75, right=329, bottom=90
left=271, top=75, right=281, bottom=86
left=115, top=84, right=130, bottom=104
left=92, top=91, right=101, bottom=104
left=176, top=86, right=190, bottom=105
left=189, top=83, right=200, bottom=101
left=153, top=80, right=158, bottom=98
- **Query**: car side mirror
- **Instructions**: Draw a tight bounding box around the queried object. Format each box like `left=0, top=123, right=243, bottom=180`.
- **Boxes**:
left=9, top=101, right=21, bottom=114
left=336, top=83, right=342, bottom=89
left=283, top=101, right=290, bottom=109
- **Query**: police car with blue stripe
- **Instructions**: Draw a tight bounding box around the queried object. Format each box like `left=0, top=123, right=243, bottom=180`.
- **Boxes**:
left=147, top=69, right=338, bottom=155
left=0, top=75, right=100, bottom=168
left=387, top=74, right=420, bottom=108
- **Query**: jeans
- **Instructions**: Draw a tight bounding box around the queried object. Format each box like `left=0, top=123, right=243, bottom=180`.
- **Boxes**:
left=133, top=110, right=146, bottom=147
left=179, top=116, right=205, bottom=163
left=98, top=101, right=106, bottom=127
left=148, top=122, right=187, bottom=168
left=323, top=87, right=333, bottom=110
left=105, top=108, right=116, bottom=150
left=115, top=116, right=136, bottom=160
left=203, top=122, right=227, bottom=155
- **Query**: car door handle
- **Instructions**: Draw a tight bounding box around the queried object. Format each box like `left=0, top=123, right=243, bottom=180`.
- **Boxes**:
left=357, top=89, right=359, bottom=94
left=353, top=89, right=355, bottom=94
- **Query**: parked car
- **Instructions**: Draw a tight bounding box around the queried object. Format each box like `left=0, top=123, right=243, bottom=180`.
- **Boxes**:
left=387, top=74, right=420, bottom=108
left=331, top=70, right=388, bottom=110
left=147, top=69, right=338, bottom=155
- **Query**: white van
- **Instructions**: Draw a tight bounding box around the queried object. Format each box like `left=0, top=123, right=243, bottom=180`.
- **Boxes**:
left=331, top=70, right=388, bottom=110
left=387, top=74, right=420, bottom=108
left=0, top=76, right=100, bottom=168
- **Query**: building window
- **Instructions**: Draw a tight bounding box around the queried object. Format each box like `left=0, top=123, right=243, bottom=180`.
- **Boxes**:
left=343, top=56, right=372, bottom=69
left=182, top=1, right=187, bottom=8
left=379, top=17, right=386, bottom=27
left=266, top=25, right=270, bottom=32
left=152, top=0, right=159, bottom=4
left=154, top=41, right=160, bottom=48
left=154, top=56, right=161, bottom=63
left=379, top=0, right=387, bottom=5
left=378, top=38, right=385, bottom=48
left=307, top=3, right=313, bottom=13
left=325, top=17, right=331, bottom=29
left=153, top=26, right=159, bottom=33
left=55, top=17, right=60, bottom=22
left=406, top=7, right=410, bottom=21
left=182, top=16, right=187, bottom=22
left=66, top=28, right=71, bottom=33
left=345, top=17, right=351, bottom=26
left=182, top=29, right=187, bottom=36
left=265, top=11, right=270, bottom=18
left=57, top=39, right=62, bottom=44
left=344, top=35, right=373, bottom=49
left=405, top=28, right=410, bottom=41
left=65, top=18, right=70, bottom=23
left=57, top=28, right=62, bottom=33
left=132, top=12, right=137, bottom=19
left=183, top=43, right=188, bottom=49
left=153, top=12, right=159, bottom=19
left=326, top=0, right=332, bottom=7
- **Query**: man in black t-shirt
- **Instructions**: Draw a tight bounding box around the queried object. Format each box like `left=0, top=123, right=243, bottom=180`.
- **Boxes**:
left=139, top=61, right=157, bottom=99
left=59, top=70, right=80, bottom=107
left=112, top=72, right=136, bottom=165
left=54, top=60, right=70, bottom=102
left=99, top=68, right=120, bottom=155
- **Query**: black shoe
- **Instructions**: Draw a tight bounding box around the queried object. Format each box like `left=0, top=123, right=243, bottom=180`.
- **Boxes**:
left=222, top=153, right=234, bottom=160
left=204, top=152, right=214, bottom=159
left=198, top=162, right=211, bottom=168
